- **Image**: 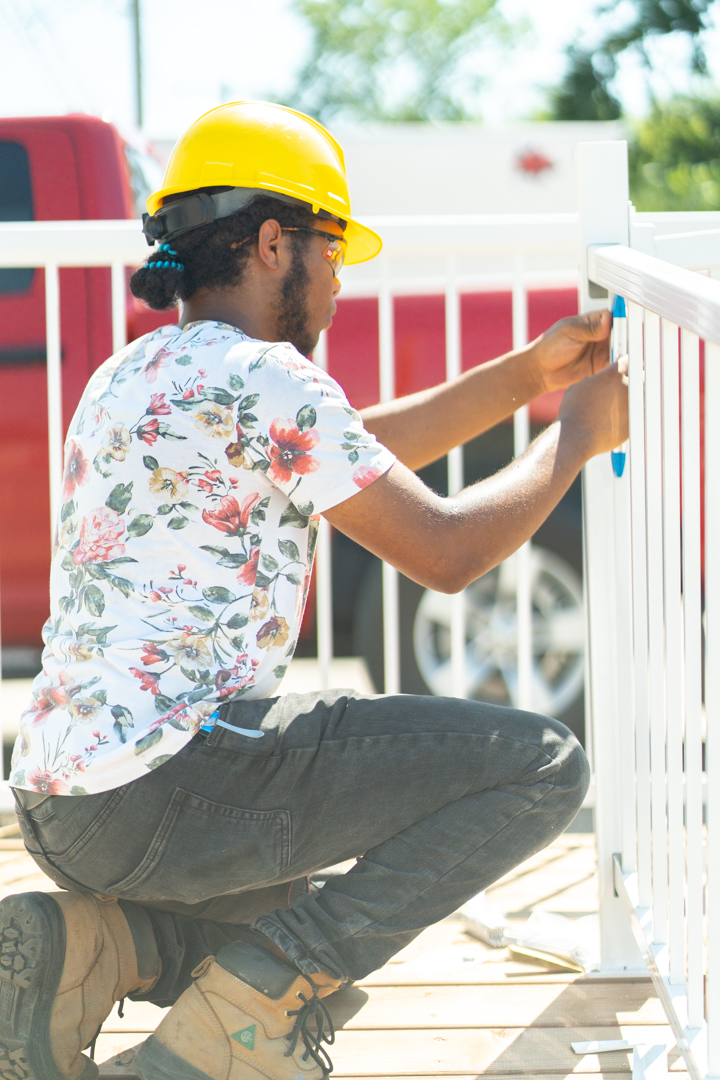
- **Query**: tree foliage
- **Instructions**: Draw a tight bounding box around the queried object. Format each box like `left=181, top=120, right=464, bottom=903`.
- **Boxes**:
left=629, top=95, right=720, bottom=209
left=546, top=0, right=714, bottom=122
left=285, top=0, right=515, bottom=123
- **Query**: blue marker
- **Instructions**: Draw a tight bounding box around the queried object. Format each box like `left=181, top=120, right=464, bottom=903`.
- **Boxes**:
left=610, top=294, right=627, bottom=477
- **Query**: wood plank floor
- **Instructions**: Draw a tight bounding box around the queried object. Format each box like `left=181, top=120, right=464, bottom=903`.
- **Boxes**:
left=0, top=831, right=679, bottom=1079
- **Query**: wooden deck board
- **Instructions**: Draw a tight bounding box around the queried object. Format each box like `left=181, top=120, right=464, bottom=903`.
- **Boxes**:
left=0, top=831, right=673, bottom=1078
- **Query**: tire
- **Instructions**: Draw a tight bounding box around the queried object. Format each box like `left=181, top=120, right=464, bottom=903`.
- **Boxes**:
left=353, top=511, right=586, bottom=745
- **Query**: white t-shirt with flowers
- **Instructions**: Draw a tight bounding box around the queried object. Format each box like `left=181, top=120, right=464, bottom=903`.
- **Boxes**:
left=10, top=321, right=395, bottom=795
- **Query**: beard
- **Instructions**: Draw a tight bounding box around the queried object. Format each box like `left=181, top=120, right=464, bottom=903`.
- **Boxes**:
left=275, top=239, right=317, bottom=357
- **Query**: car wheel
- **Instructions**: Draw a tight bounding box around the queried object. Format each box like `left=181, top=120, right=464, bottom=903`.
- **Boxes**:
left=353, top=521, right=586, bottom=744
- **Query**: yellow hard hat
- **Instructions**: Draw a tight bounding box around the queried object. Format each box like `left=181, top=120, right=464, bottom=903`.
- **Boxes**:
left=144, top=100, right=382, bottom=266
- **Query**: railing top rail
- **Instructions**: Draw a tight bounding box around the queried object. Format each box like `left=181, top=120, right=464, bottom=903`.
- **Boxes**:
left=0, top=220, right=148, bottom=267
left=589, top=242, right=720, bottom=344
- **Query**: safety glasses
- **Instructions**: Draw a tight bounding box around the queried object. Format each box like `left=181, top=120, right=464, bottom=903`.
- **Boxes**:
left=281, top=227, right=347, bottom=277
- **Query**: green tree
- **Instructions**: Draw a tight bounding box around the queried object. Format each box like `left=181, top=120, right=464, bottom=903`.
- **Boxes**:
left=546, top=0, right=714, bottom=122
left=629, top=95, right=720, bottom=209
left=285, top=0, right=517, bottom=124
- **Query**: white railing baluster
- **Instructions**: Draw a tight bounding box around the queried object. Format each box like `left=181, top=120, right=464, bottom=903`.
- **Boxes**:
left=706, top=340, right=720, bottom=1071
left=313, top=330, right=333, bottom=692
left=681, top=328, right=704, bottom=1029
left=45, top=262, right=63, bottom=541
left=379, top=271, right=400, bottom=695
left=613, top=444, right=636, bottom=873
left=660, top=319, right=685, bottom=984
left=628, top=302, right=652, bottom=905
left=111, top=261, right=127, bottom=354
left=445, top=269, right=466, bottom=699
left=644, top=309, right=669, bottom=947
left=513, top=265, right=532, bottom=711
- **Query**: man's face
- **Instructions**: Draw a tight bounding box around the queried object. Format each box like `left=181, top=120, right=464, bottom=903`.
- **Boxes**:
left=275, top=218, right=343, bottom=358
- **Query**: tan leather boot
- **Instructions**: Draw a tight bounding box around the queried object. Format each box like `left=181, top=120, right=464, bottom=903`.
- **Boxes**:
left=0, top=890, right=160, bottom=1080
left=135, top=940, right=341, bottom=1080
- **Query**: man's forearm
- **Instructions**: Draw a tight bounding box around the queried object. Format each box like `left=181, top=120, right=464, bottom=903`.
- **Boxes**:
left=360, top=346, right=543, bottom=470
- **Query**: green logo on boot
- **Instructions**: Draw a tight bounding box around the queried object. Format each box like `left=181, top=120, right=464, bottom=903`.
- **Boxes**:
left=232, top=1024, right=256, bottom=1051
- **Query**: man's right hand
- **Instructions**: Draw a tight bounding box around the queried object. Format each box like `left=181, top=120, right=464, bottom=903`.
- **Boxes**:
left=559, top=356, right=629, bottom=459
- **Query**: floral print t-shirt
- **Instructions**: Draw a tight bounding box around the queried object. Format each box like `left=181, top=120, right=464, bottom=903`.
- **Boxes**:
left=10, top=321, right=395, bottom=795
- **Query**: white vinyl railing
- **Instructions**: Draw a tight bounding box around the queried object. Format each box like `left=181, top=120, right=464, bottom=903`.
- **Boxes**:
left=578, top=141, right=720, bottom=1080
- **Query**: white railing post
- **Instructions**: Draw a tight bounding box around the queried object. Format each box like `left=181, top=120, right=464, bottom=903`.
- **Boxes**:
left=512, top=259, right=532, bottom=712
left=445, top=265, right=466, bottom=699
left=379, top=266, right=400, bottom=695
left=577, top=141, right=645, bottom=972
left=313, top=330, right=334, bottom=691
left=705, top=340, right=720, bottom=1069
left=111, top=261, right=127, bottom=354
left=45, top=262, right=63, bottom=543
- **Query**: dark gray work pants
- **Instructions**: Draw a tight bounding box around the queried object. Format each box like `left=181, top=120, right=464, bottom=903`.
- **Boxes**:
left=14, top=689, right=589, bottom=1007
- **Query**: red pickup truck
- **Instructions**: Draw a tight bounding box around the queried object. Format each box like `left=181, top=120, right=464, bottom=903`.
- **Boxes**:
left=0, top=114, right=584, bottom=737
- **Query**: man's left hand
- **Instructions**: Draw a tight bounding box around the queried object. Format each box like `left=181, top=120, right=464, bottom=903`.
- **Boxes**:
left=528, top=309, right=611, bottom=394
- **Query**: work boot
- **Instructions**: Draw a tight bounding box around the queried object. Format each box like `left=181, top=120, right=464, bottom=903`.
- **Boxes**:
left=0, top=890, right=160, bottom=1080
left=135, top=939, right=341, bottom=1080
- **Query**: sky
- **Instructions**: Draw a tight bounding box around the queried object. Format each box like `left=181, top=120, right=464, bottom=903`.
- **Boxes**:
left=2, top=0, right=720, bottom=143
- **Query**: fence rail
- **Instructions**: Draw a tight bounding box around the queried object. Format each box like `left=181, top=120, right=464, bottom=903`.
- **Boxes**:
left=579, top=141, right=720, bottom=1080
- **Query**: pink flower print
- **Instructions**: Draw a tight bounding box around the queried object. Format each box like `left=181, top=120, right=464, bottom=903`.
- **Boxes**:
left=353, top=465, right=384, bottom=490
left=268, top=420, right=320, bottom=485
left=130, top=668, right=161, bottom=694
left=137, top=418, right=160, bottom=445
left=148, top=393, right=172, bottom=415
left=62, top=440, right=90, bottom=502
left=141, top=643, right=166, bottom=666
left=27, top=769, right=69, bottom=795
left=182, top=388, right=195, bottom=400
left=202, top=493, right=260, bottom=536
left=144, top=347, right=171, bottom=383
left=237, top=546, right=260, bottom=586
left=73, top=507, right=126, bottom=564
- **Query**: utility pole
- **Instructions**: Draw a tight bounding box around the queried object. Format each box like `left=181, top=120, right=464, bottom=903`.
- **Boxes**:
left=131, top=0, right=143, bottom=130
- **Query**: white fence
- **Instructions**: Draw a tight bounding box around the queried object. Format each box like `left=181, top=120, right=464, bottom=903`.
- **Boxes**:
left=579, top=142, right=720, bottom=1079
left=3, top=160, right=720, bottom=1075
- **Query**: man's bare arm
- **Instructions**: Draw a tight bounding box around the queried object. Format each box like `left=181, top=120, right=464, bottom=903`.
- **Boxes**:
left=360, top=310, right=612, bottom=471
left=326, top=359, right=627, bottom=593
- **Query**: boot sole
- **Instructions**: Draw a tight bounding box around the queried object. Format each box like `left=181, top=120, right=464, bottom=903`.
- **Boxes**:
left=135, top=1036, right=214, bottom=1080
left=0, top=891, right=98, bottom=1080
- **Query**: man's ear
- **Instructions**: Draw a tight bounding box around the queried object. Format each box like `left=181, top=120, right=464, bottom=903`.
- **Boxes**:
left=256, top=219, right=284, bottom=271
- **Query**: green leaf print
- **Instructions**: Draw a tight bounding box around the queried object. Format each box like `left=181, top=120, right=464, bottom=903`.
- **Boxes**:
left=274, top=665, right=288, bottom=679
left=202, top=387, right=236, bottom=405
left=296, top=405, right=317, bottom=431
left=296, top=501, right=314, bottom=516
left=59, top=596, right=74, bottom=615
left=200, top=545, right=230, bottom=559
left=107, top=575, right=133, bottom=598
left=61, top=551, right=76, bottom=572
left=70, top=786, right=88, bottom=796
left=105, top=482, right=134, bottom=515
left=203, top=586, right=236, bottom=605
left=167, top=515, right=189, bottom=530
left=61, top=500, right=75, bottom=522
left=156, top=504, right=173, bottom=516
left=261, top=554, right=279, bottom=572
left=111, top=704, right=134, bottom=727
left=348, top=450, right=359, bottom=465
left=188, top=605, right=215, bottom=623
left=175, top=354, right=193, bottom=366
left=154, top=694, right=176, bottom=715
left=134, top=728, right=164, bottom=754
left=286, top=572, right=303, bottom=586
left=343, top=429, right=361, bottom=442
left=84, top=585, right=105, bottom=618
left=227, top=612, right=249, bottom=629
left=217, top=554, right=246, bottom=569
left=128, top=515, right=154, bottom=537
left=239, top=394, right=260, bottom=411
left=278, top=501, right=308, bottom=527
left=228, top=373, right=244, bottom=391
left=143, top=455, right=160, bottom=471
left=278, top=540, right=300, bottom=562
left=254, top=571, right=272, bottom=589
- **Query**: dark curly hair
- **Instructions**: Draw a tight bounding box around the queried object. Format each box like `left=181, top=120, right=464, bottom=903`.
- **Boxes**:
left=129, top=190, right=316, bottom=311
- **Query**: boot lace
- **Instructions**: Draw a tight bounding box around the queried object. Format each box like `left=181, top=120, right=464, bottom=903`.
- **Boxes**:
left=284, top=987, right=335, bottom=1079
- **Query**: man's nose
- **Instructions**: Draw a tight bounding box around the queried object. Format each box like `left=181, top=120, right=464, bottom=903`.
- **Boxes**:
left=332, top=276, right=342, bottom=298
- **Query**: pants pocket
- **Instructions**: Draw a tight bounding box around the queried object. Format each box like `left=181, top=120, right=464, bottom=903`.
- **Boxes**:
left=106, top=788, right=292, bottom=905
